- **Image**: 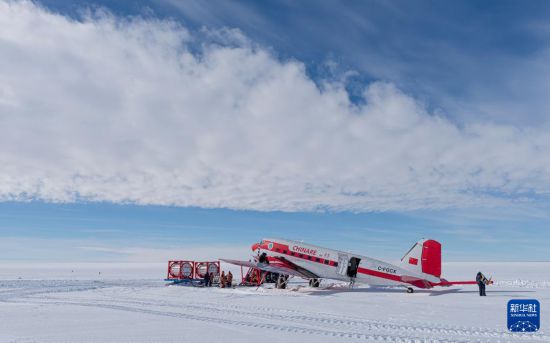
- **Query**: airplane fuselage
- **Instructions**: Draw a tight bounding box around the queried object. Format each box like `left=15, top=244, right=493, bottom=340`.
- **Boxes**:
left=254, top=238, right=440, bottom=287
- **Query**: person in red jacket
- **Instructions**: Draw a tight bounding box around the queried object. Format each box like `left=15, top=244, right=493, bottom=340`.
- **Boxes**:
left=220, top=271, right=226, bottom=288
left=226, top=271, right=233, bottom=288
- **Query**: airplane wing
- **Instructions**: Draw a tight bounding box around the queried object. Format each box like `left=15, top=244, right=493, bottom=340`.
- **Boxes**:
left=221, top=257, right=319, bottom=279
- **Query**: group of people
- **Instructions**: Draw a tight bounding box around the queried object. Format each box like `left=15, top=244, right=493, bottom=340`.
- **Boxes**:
left=244, top=271, right=260, bottom=284
left=220, top=271, right=233, bottom=288
left=202, top=270, right=233, bottom=288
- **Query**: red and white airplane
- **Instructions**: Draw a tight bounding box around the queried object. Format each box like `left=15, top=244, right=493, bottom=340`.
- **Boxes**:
left=222, top=238, right=479, bottom=292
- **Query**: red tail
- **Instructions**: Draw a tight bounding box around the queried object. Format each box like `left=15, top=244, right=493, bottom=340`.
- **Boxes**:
left=421, top=239, right=441, bottom=278
left=401, top=238, right=442, bottom=278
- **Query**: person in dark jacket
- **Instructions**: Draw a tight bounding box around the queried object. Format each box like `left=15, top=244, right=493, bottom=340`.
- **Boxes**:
left=258, top=252, right=269, bottom=264
left=476, top=271, right=487, bottom=296
left=209, top=271, right=214, bottom=287
left=203, top=272, right=210, bottom=287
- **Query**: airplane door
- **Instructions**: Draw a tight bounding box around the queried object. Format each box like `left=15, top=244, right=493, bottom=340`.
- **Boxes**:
left=337, top=254, right=349, bottom=276
left=347, top=257, right=361, bottom=278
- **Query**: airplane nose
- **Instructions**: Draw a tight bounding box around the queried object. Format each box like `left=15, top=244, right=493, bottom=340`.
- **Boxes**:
left=251, top=243, right=260, bottom=251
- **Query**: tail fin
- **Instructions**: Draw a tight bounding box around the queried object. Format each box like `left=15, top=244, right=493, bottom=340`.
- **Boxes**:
left=400, top=239, right=441, bottom=278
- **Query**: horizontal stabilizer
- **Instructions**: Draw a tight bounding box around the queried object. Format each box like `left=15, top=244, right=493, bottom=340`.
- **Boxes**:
left=400, top=275, right=433, bottom=289
left=400, top=276, right=485, bottom=288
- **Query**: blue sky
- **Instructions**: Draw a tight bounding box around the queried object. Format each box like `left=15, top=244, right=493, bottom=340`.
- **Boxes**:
left=1, top=201, right=549, bottom=262
left=1, top=1, right=549, bottom=262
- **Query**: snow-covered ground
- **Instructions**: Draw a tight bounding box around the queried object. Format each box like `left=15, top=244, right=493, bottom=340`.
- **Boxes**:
left=0, top=262, right=548, bottom=342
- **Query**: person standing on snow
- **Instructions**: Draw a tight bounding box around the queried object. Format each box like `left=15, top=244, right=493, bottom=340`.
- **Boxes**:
left=226, top=271, right=233, bottom=288
left=476, top=271, right=487, bottom=296
left=209, top=271, right=214, bottom=287
left=203, top=272, right=210, bottom=287
left=220, top=271, right=226, bottom=288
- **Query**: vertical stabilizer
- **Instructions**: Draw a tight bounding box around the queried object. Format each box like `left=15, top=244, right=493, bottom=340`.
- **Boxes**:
left=400, top=239, right=441, bottom=278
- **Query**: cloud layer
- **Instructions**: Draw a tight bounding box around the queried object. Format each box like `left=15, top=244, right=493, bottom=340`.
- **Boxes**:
left=1, top=1, right=550, bottom=212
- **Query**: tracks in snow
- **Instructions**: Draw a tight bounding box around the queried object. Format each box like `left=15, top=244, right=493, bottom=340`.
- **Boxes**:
left=3, top=280, right=549, bottom=342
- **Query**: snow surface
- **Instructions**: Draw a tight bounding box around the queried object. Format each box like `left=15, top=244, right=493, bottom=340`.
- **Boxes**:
left=0, top=262, right=548, bottom=342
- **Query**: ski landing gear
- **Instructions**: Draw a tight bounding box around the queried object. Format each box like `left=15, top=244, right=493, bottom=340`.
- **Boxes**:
left=407, top=287, right=414, bottom=294
left=276, top=274, right=289, bottom=289
left=309, top=278, right=320, bottom=287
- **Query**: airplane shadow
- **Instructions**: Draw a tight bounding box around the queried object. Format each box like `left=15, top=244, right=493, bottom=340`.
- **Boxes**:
left=301, top=286, right=537, bottom=297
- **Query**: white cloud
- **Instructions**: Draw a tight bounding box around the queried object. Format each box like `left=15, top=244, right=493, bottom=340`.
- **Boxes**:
left=1, top=1, right=550, bottom=212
